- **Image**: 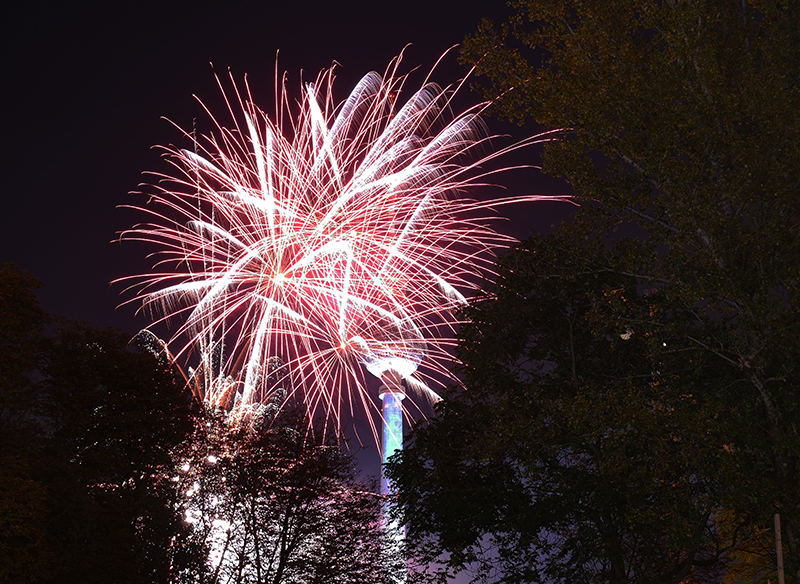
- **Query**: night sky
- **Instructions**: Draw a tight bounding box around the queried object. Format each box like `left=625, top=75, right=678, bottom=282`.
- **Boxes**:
left=3, top=0, right=571, bottom=478
left=4, top=0, right=570, bottom=332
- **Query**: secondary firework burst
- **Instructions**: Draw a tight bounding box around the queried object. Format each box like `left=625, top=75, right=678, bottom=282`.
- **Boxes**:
left=120, top=53, right=561, bottom=444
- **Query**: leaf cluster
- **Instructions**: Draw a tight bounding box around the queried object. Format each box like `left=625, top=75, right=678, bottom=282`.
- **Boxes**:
left=170, top=406, right=400, bottom=584
left=390, top=225, right=772, bottom=583
left=0, top=263, right=198, bottom=584
left=389, top=2, right=800, bottom=582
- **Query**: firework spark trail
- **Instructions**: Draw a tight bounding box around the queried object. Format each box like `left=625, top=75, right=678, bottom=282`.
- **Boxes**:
left=120, top=53, right=564, bottom=445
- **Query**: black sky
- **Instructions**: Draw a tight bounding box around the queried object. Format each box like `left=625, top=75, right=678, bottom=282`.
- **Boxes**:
left=2, top=0, right=575, bottom=510
left=3, top=0, right=570, bottom=333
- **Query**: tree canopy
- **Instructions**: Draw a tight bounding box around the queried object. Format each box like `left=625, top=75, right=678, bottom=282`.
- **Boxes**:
left=388, top=2, right=800, bottom=583
left=0, top=263, right=200, bottom=583
left=0, top=263, right=395, bottom=584
left=170, top=404, right=400, bottom=584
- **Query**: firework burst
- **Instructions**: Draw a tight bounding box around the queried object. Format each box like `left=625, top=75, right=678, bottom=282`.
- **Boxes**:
left=120, top=53, right=562, bottom=444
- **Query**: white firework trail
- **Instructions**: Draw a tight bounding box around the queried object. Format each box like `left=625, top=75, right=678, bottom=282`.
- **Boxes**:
left=119, top=51, right=564, bottom=445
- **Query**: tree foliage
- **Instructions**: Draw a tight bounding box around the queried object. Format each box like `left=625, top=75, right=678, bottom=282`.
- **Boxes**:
left=388, top=2, right=800, bottom=583
left=0, top=263, right=47, bottom=427
left=0, top=263, right=199, bottom=583
left=170, top=404, right=400, bottom=584
left=39, top=323, right=200, bottom=584
left=390, top=225, right=764, bottom=583
left=0, top=264, right=52, bottom=583
left=1, top=263, right=395, bottom=584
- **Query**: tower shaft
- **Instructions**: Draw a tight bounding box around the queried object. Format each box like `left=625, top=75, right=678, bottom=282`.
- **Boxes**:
left=380, top=389, right=405, bottom=496
left=379, top=380, right=406, bottom=583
